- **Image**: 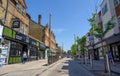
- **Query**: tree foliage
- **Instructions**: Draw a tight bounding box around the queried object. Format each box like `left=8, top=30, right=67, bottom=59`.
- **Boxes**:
left=71, top=44, right=78, bottom=55
left=77, top=36, right=87, bottom=54
left=88, top=13, right=116, bottom=72
left=56, top=46, right=62, bottom=55
left=88, top=14, right=115, bottom=38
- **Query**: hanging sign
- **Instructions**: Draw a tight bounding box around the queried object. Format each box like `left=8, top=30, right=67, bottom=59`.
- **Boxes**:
left=12, top=18, right=20, bottom=28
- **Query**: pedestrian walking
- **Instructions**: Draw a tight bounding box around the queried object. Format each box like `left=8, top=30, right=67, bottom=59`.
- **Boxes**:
left=22, top=51, right=27, bottom=64
left=108, top=51, right=114, bottom=66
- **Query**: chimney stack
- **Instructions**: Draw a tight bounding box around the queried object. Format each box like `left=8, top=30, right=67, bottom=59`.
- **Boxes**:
left=38, top=15, right=42, bottom=25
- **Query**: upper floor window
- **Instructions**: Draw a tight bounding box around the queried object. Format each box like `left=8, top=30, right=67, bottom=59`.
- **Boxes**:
left=114, top=0, right=120, bottom=7
left=10, top=0, right=17, bottom=6
left=20, top=22, right=24, bottom=33
left=0, top=0, right=2, bottom=5
left=104, top=23, right=108, bottom=31
left=22, top=7, right=25, bottom=15
left=118, top=16, right=120, bottom=25
left=24, top=25, right=28, bottom=35
left=102, top=4, right=108, bottom=16
left=17, top=2, right=21, bottom=11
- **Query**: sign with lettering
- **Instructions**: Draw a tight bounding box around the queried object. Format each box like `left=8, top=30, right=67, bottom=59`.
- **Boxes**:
left=40, top=43, right=46, bottom=50
left=16, top=33, right=26, bottom=42
left=16, top=35, right=23, bottom=40
left=25, top=36, right=29, bottom=43
left=29, top=38, right=37, bottom=46
left=0, top=25, right=4, bottom=43
left=0, top=58, right=6, bottom=66
left=0, top=48, right=8, bottom=66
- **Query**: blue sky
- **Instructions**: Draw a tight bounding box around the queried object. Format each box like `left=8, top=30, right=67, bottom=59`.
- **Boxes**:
left=26, top=0, right=102, bottom=51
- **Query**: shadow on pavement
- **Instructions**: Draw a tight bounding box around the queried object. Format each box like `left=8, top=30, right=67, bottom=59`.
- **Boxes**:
left=42, top=64, right=48, bottom=66
left=61, top=65, right=69, bottom=70
left=91, top=70, right=120, bottom=76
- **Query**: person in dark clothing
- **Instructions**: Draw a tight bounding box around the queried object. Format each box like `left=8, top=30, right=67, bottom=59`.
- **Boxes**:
left=108, top=51, right=114, bottom=66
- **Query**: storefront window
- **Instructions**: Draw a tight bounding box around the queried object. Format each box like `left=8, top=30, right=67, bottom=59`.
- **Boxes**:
left=30, top=46, right=37, bottom=60
left=10, top=42, right=22, bottom=56
left=112, top=46, right=119, bottom=60
left=9, top=42, right=23, bottom=64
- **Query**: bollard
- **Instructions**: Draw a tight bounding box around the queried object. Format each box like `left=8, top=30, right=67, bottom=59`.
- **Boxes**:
left=106, top=54, right=111, bottom=76
left=90, top=55, right=93, bottom=69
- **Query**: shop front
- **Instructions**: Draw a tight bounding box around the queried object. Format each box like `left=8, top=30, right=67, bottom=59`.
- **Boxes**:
left=8, top=32, right=29, bottom=64
left=1, top=26, right=17, bottom=64
left=94, top=43, right=103, bottom=60
left=106, top=33, right=120, bottom=61
left=0, top=25, right=9, bottom=65
left=1, top=25, right=29, bottom=64
left=29, top=38, right=39, bottom=61
left=38, top=43, right=47, bottom=59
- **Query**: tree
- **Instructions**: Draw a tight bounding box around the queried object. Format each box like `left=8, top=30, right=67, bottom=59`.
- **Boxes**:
left=77, top=36, right=87, bottom=64
left=71, top=44, right=78, bottom=56
left=55, top=46, right=63, bottom=58
left=67, top=50, right=71, bottom=55
left=88, top=14, right=115, bottom=72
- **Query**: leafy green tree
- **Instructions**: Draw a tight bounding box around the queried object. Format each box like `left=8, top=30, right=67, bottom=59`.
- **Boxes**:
left=56, top=46, right=62, bottom=57
left=67, top=50, right=72, bottom=55
left=77, top=36, right=86, bottom=54
left=71, top=44, right=78, bottom=55
left=77, top=36, right=87, bottom=64
left=88, top=13, right=115, bottom=72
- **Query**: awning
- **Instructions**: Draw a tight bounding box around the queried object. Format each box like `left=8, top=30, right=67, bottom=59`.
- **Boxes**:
left=106, top=33, right=120, bottom=44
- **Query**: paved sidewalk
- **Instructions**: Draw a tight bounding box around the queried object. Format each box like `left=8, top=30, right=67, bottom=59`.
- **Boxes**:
left=76, top=58, right=120, bottom=76
left=0, top=59, right=63, bottom=76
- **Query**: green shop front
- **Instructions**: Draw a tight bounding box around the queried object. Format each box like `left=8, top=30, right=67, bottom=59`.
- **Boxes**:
left=2, top=26, right=29, bottom=64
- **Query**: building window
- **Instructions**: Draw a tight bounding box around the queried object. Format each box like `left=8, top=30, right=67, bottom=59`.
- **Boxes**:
left=114, top=0, right=119, bottom=7
left=102, top=4, right=108, bottom=16
left=17, top=2, right=21, bottom=11
left=22, top=7, right=25, bottom=15
left=118, top=16, right=120, bottom=25
left=10, top=0, right=17, bottom=6
left=114, top=0, right=120, bottom=7
left=0, top=0, right=2, bottom=5
left=119, top=26, right=120, bottom=32
left=24, top=25, right=28, bottom=35
left=104, top=23, right=108, bottom=31
left=10, top=42, right=22, bottom=56
left=20, top=22, right=24, bottom=33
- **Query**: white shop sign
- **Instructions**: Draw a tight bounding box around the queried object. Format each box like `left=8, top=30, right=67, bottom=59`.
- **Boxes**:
left=0, top=25, right=4, bottom=43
